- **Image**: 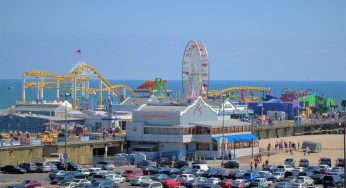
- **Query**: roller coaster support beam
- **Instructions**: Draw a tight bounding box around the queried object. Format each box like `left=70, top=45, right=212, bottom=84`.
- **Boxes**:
left=36, top=76, right=40, bottom=103
left=99, top=81, right=103, bottom=107
left=56, top=81, right=60, bottom=102
left=73, top=78, right=77, bottom=110
left=22, top=73, right=26, bottom=104
left=40, top=77, right=44, bottom=102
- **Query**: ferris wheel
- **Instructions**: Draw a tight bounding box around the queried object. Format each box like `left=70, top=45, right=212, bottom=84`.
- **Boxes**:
left=182, top=40, right=209, bottom=99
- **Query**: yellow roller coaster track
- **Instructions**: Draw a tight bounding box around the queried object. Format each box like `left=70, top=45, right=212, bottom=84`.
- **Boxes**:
left=22, top=63, right=137, bottom=109
left=208, top=86, right=271, bottom=97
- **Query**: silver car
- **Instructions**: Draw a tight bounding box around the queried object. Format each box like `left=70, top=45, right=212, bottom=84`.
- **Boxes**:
left=35, top=162, right=52, bottom=173
left=94, top=161, right=115, bottom=170
left=130, top=176, right=152, bottom=186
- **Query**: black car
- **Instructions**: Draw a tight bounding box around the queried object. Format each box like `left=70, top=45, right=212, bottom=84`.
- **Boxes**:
left=142, top=166, right=156, bottom=175
left=1, top=165, right=26, bottom=174
left=136, top=160, right=156, bottom=168
left=50, top=161, right=65, bottom=170
left=222, top=160, right=239, bottom=169
left=174, top=160, right=189, bottom=168
left=319, top=157, right=332, bottom=167
left=50, top=175, right=74, bottom=185
left=323, top=175, right=341, bottom=187
left=263, top=164, right=278, bottom=173
left=66, top=162, right=79, bottom=171
left=228, top=169, right=245, bottom=180
left=202, top=168, right=219, bottom=178
left=312, top=173, right=325, bottom=184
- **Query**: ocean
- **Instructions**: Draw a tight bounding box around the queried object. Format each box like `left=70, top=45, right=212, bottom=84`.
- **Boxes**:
left=1, top=79, right=346, bottom=109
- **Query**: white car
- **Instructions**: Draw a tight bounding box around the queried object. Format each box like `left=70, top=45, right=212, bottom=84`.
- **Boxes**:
left=139, top=181, right=163, bottom=188
left=59, top=182, right=77, bottom=188
left=294, top=167, right=305, bottom=172
left=180, top=174, right=196, bottom=181
left=72, top=179, right=91, bottom=184
left=130, top=176, right=152, bottom=186
left=105, top=174, right=126, bottom=183
left=277, top=165, right=294, bottom=172
left=232, top=179, right=250, bottom=187
left=207, top=177, right=221, bottom=184
left=272, top=172, right=285, bottom=181
left=76, top=168, right=91, bottom=176
left=297, top=176, right=314, bottom=186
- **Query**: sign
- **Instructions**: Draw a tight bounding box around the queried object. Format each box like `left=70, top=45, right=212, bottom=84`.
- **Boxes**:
left=80, top=136, right=90, bottom=141
left=32, top=139, right=41, bottom=145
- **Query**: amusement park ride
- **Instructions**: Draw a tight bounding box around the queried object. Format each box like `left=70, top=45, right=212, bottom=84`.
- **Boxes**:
left=22, top=63, right=137, bottom=110
left=20, top=40, right=271, bottom=111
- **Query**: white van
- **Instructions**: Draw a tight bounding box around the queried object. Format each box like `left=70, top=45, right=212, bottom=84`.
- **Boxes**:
left=192, top=164, right=209, bottom=171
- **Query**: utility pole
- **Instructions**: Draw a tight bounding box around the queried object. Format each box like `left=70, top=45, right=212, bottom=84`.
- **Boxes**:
left=221, top=92, right=225, bottom=164
left=342, top=100, right=346, bottom=188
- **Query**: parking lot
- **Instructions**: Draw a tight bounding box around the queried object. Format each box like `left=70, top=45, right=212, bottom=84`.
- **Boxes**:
left=0, top=134, right=343, bottom=187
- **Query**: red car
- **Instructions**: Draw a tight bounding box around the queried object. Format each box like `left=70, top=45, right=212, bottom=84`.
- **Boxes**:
left=218, top=179, right=233, bottom=188
left=22, top=180, right=41, bottom=188
left=122, top=168, right=144, bottom=181
left=161, top=175, right=182, bottom=188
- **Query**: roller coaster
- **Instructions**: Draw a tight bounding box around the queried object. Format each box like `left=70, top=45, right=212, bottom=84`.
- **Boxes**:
left=208, top=86, right=271, bottom=102
left=22, top=63, right=137, bottom=110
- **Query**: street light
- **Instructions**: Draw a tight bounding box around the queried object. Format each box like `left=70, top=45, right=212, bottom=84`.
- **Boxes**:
left=61, top=93, right=71, bottom=171
left=341, top=100, right=346, bottom=187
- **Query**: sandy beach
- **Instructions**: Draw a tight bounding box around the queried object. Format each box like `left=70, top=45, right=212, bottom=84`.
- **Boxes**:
left=254, top=134, right=344, bottom=166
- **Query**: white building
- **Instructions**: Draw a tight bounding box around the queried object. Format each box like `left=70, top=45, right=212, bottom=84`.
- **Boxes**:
left=126, top=97, right=259, bottom=160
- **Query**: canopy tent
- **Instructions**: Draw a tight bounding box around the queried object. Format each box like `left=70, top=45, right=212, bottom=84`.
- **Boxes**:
left=212, top=133, right=258, bottom=142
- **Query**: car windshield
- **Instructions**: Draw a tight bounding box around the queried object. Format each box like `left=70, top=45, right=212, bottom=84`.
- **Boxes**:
left=124, top=170, right=134, bottom=174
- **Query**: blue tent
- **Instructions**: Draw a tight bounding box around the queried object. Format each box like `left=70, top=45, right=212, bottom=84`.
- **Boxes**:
left=212, top=133, right=258, bottom=142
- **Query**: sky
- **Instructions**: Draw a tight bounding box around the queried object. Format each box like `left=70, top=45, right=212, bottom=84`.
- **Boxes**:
left=0, top=0, right=345, bottom=81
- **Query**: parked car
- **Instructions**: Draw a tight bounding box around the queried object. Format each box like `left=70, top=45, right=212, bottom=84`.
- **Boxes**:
left=277, top=165, right=294, bottom=172
left=21, top=180, right=42, bottom=188
left=207, top=177, right=221, bottom=184
left=275, top=182, right=293, bottom=188
left=202, top=168, right=219, bottom=178
left=35, top=162, right=51, bottom=173
left=284, top=158, right=295, bottom=167
left=48, top=170, right=69, bottom=180
left=1, top=165, right=26, bottom=174
left=323, top=175, right=342, bottom=187
left=222, top=160, right=240, bottom=169
left=18, top=163, right=37, bottom=173
left=243, top=171, right=258, bottom=181
left=335, top=158, right=345, bottom=167
left=272, top=172, right=284, bottom=181
left=263, top=164, right=278, bottom=173
left=311, top=173, right=325, bottom=184
left=230, top=179, right=250, bottom=188
left=137, top=160, right=157, bottom=168
left=155, top=158, right=173, bottom=167
left=46, top=162, right=58, bottom=171
left=105, top=174, right=126, bottom=183
left=122, top=168, right=144, bottom=181
left=297, top=176, right=314, bottom=186
left=218, top=179, right=233, bottom=188
left=87, top=179, right=118, bottom=188
left=161, top=175, right=182, bottom=187
left=298, top=159, right=309, bottom=168
left=174, top=160, right=189, bottom=168
left=66, top=162, right=79, bottom=171
left=94, top=161, right=115, bottom=170
left=151, top=174, right=168, bottom=181
left=50, top=175, right=74, bottom=185
left=319, top=157, right=332, bottom=167
left=142, top=166, right=157, bottom=175
left=249, top=178, right=272, bottom=188
left=139, top=181, right=163, bottom=188
left=130, top=176, right=152, bottom=186
left=59, top=182, right=77, bottom=188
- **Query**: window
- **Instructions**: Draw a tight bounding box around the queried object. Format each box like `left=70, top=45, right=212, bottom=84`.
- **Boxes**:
left=144, top=127, right=150, bottom=134
left=196, top=143, right=210, bottom=151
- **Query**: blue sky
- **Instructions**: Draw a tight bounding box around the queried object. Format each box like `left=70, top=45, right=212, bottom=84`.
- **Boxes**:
left=0, top=0, right=345, bottom=80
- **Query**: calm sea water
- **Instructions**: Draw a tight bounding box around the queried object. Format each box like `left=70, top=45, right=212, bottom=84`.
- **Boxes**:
left=1, top=79, right=346, bottom=109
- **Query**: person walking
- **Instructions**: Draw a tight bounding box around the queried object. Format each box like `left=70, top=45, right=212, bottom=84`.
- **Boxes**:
left=250, top=161, right=253, bottom=170
left=255, top=161, right=258, bottom=170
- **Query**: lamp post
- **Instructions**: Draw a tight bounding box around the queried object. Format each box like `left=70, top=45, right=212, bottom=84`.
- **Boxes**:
left=221, top=92, right=225, bottom=164
left=61, top=93, right=71, bottom=171
left=341, top=100, right=346, bottom=187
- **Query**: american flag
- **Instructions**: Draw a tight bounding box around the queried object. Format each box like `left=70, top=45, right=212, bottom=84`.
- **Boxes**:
left=73, top=50, right=81, bottom=55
